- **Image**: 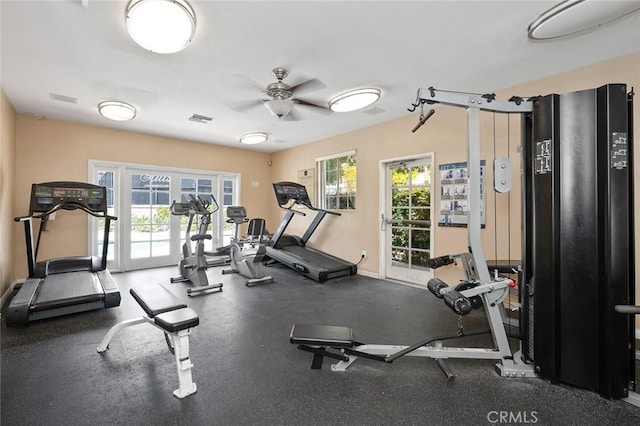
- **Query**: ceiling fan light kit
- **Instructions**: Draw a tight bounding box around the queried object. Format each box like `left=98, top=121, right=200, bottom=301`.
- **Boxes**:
left=98, top=101, right=137, bottom=121
left=126, top=0, right=196, bottom=53
left=264, top=99, right=295, bottom=119
left=527, top=0, right=640, bottom=40
left=239, top=132, right=269, bottom=145
left=329, top=88, right=381, bottom=112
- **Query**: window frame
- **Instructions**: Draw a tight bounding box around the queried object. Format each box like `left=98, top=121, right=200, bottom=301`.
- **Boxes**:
left=316, top=149, right=357, bottom=210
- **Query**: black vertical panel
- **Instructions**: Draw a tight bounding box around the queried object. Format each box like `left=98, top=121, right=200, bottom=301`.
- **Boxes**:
left=525, top=84, right=633, bottom=399
left=520, top=111, right=534, bottom=362
left=557, top=89, right=599, bottom=391
left=627, top=91, right=636, bottom=394
left=597, top=84, right=630, bottom=399
left=530, top=94, right=561, bottom=381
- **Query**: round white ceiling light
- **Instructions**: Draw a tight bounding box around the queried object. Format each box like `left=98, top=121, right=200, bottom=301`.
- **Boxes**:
left=528, top=0, right=640, bottom=40
left=239, top=132, right=269, bottom=145
left=329, top=88, right=381, bottom=112
left=126, top=0, right=196, bottom=54
left=98, top=101, right=137, bottom=121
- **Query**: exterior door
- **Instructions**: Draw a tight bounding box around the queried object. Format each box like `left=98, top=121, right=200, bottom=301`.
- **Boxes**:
left=124, top=170, right=175, bottom=270
left=382, top=157, right=434, bottom=285
left=90, top=161, right=239, bottom=272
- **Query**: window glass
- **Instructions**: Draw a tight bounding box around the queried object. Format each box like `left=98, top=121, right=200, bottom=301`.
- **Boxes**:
left=318, top=153, right=356, bottom=210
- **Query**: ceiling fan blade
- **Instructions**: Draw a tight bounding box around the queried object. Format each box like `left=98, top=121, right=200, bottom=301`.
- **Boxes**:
left=228, top=99, right=264, bottom=112
left=294, top=98, right=332, bottom=114
left=229, top=73, right=266, bottom=93
left=289, top=78, right=326, bottom=95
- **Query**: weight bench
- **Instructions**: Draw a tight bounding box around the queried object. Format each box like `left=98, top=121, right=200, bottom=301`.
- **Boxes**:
left=290, top=324, right=356, bottom=369
left=97, top=285, right=199, bottom=398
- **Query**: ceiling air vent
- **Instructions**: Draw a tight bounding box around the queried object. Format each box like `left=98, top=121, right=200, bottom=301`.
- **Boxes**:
left=188, top=113, right=213, bottom=124
left=49, top=93, right=78, bottom=103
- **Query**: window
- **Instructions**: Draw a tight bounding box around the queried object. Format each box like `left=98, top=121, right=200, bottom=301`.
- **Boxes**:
left=317, top=150, right=357, bottom=209
left=90, top=160, right=239, bottom=271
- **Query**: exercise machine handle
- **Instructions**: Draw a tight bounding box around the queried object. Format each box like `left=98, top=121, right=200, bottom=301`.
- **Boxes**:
left=614, top=305, right=640, bottom=314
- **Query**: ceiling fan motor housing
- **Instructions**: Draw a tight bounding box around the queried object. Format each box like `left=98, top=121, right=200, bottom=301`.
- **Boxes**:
left=266, top=81, right=293, bottom=100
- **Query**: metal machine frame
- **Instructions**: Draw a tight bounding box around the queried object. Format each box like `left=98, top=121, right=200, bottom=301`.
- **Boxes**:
left=291, top=89, right=535, bottom=378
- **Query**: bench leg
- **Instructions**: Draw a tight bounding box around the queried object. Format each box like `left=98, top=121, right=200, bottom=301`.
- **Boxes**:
left=311, top=353, right=325, bottom=370
left=171, top=328, right=197, bottom=398
left=97, top=317, right=150, bottom=352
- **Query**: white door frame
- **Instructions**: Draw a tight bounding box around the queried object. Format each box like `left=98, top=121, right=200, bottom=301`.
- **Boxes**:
left=378, top=153, right=435, bottom=285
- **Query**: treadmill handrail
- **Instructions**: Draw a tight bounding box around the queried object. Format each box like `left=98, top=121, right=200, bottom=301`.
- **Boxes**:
left=280, top=205, right=306, bottom=216
left=308, top=205, right=341, bottom=216
left=17, top=202, right=118, bottom=222
left=15, top=201, right=116, bottom=276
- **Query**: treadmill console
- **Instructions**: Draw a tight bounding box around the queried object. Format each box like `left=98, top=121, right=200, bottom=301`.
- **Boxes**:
left=273, top=181, right=312, bottom=208
left=30, top=181, right=107, bottom=214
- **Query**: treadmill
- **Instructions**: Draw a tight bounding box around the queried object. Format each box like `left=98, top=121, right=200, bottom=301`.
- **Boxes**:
left=6, top=181, right=121, bottom=326
left=264, top=181, right=357, bottom=282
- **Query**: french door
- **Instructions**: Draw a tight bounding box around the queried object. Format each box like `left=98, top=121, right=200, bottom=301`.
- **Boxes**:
left=89, top=161, right=238, bottom=271
left=381, top=156, right=434, bottom=285
left=124, top=170, right=175, bottom=270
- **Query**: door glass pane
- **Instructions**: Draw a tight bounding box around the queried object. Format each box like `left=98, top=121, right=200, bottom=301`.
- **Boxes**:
left=96, top=170, right=116, bottom=261
left=388, top=162, right=432, bottom=277
left=130, top=173, right=171, bottom=259
left=392, top=248, right=408, bottom=265
left=411, top=250, right=430, bottom=269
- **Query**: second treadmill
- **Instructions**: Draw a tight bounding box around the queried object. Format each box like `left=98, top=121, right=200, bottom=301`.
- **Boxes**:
left=265, top=181, right=357, bottom=282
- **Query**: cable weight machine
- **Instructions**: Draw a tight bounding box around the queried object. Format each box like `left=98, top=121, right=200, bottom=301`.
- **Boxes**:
left=290, top=88, right=536, bottom=379
left=291, top=84, right=637, bottom=406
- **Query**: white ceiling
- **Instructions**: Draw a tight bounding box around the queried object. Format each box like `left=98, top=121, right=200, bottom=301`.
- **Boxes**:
left=2, top=1, right=639, bottom=153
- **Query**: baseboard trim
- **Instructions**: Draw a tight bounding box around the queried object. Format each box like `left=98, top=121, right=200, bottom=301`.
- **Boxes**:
left=356, top=270, right=380, bottom=280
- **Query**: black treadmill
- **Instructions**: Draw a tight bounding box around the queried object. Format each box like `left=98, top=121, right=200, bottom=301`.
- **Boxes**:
left=6, top=181, right=121, bottom=326
left=264, top=181, right=357, bottom=282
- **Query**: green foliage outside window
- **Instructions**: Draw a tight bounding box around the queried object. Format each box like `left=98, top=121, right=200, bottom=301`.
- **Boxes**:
left=322, top=154, right=356, bottom=209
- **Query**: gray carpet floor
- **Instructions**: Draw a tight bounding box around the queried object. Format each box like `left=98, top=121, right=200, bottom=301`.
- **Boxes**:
left=2, top=265, right=639, bottom=425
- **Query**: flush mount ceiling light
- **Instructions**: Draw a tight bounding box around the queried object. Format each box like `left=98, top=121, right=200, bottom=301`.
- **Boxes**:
left=528, top=0, right=640, bottom=40
left=126, top=0, right=196, bottom=53
left=264, top=99, right=295, bottom=119
left=239, top=132, right=269, bottom=145
left=98, top=101, right=137, bottom=121
left=329, top=88, right=381, bottom=112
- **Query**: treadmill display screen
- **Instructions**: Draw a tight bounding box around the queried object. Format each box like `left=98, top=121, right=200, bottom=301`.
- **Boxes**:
left=273, top=182, right=311, bottom=207
left=30, top=182, right=107, bottom=213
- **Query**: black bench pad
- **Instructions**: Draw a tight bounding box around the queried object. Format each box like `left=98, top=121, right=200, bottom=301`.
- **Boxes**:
left=155, top=308, right=199, bottom=332
left=290, top=324, right=354, bottom=348
left=130, top=285, right=187, bottom=318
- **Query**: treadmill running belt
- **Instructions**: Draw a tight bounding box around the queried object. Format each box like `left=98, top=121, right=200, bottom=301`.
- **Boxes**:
left=32, top=271, right=104, bottom=312
left=280, top=246, right=351, bottom=272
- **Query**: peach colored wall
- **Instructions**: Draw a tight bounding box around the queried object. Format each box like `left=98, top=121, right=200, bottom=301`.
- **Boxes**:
left=13, top=117, right=273, bottom=278
left=1, top=89, right=17, bottom=297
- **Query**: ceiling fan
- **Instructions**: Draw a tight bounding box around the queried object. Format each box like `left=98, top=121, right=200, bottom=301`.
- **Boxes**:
left=230, top=68, right=330, bottom=120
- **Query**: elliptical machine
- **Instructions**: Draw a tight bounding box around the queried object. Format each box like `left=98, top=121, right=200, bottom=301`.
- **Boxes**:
left=170, top=194, right=223, bottom=296
left=222, top=206, right=273, bottom=286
